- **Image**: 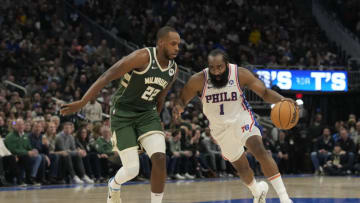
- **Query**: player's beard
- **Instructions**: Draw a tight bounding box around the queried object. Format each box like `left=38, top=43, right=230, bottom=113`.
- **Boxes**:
left=209, top=66, right=229, bottom=88
left=164, top=48, right=174, bottom=60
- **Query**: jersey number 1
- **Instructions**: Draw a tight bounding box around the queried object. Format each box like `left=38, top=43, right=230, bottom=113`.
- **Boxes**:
left=141, top=86, right=161, bottom=101
left=219, top=104, right=224, bottom=115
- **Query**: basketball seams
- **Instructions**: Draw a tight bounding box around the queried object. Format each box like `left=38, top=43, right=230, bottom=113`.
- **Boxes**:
left=271, top=101, right=299, bottom=130
left=278, top=101, right=282, bottom=129
left=286, top=101, right=292, bottom=129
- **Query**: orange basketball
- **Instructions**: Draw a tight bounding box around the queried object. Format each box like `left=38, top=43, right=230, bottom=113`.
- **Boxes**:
left=270, top=100, right=299, bottom=130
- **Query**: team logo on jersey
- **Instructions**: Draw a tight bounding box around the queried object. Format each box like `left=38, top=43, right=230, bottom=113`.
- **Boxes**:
left=229, top=80, right=234, bottom=85
left=169, top=68, right=175, bottom=76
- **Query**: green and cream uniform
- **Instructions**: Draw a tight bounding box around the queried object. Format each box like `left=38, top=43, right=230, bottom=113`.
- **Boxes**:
left=110, top=47, right=177, bottom=151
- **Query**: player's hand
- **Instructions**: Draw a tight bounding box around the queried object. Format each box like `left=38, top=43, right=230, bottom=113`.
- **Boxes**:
left=281, top=98, right=297, bottom=106
left=60, top=100, right=86, bottom=116
left=281, top=98, right=300, bottom=114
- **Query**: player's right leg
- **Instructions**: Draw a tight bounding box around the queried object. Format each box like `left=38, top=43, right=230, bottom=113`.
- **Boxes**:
left=107, top=126, right=140, bottom=203
left=140, top=133, right=167, bottom=203
left=231, top=153, right=268, bottom=203
left=245, top=135, right=292, bottom=203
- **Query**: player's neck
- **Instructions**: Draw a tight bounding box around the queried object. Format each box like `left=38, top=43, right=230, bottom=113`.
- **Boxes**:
left=155, top=48, right=170, bottom=68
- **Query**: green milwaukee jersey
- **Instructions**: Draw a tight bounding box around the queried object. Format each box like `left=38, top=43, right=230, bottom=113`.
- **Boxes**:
left=111, top=47, right=177, bottom=112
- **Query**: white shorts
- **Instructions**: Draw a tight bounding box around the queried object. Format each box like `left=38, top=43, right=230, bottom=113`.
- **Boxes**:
left=210, top=121, right=261, bottom=162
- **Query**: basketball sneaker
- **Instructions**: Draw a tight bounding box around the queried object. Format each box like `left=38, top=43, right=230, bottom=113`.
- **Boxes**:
left=253, top=181, right=269, bottom=203
left=280, top=199, right=293, bottom=203
left=107, top=177, right=121, bottom=203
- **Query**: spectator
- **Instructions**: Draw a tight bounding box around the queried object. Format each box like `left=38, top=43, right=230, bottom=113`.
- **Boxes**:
left=55, top=122, right=92, bottom=184
left=260, top=128, right=278, bottom=173
left=201, top=130, right=227, bottom=177
left=168, top=129, right=185, bottom=179
left=307, top=113, right=324, bottom=149
left=4, top=118, right=42, bottom=185
left=0, top=116, right=8, bottom=138
left=311, top=127, right=335, bottom=175
left=323, top=145, right=350, bottom=176
left=50, top=115, right=61, bottom=132
left=28, top=122, right=51, bottom=184
left=81, top=98, right=103, bottom=123
left=95, top=126, right=121, bottom=179
left=75, top=126, right=98, bottom=183
left=137, top=152, right=151, bottom=181
left=350, top=121, right=360, bottom=144
left=347, top=114, right=357, bottom=134
left=43, top=121, right=66, bottom=184
left=0, top=138, right=15, bottom=186
left=335, top=128, right=356, bottom=173
left=275, top=131, right=291, bottom=174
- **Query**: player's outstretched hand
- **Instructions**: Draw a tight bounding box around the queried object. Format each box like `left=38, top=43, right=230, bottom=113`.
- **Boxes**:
left=60, top=100, right=85, bottom=116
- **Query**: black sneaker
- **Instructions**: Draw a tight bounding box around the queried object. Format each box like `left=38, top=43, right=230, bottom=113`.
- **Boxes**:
left=26, top=177, right=41, bottom=186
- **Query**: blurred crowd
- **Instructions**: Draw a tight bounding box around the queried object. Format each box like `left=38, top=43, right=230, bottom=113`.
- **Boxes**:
left=0, top=0, right=359, bottom=188
left=0, top=0, right=123, bottom=186
left=320, top=0, right=360, bottom=39
left=72, top=0, right=346, bottom=71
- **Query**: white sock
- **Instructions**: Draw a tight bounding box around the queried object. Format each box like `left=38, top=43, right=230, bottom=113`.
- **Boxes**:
left=151, top=192, right=164, bottom=203
left=246, top=178, right=261, bottom=197
left=110, top=167, right=128, bottom=189
left=268, top=173, right=290, bottom=201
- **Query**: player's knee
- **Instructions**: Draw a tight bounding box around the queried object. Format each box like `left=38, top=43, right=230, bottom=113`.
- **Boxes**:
left=251, top=146, right=268, bottom=161
left=140, top=133, right=166, bottom=158
left=123, top=161, right=140, bottom=178
left=151, top=152, right=166, bottom=169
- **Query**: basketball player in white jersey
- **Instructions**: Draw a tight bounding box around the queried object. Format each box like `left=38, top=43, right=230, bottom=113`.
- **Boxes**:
left=174, top=49, right=294, bottom=203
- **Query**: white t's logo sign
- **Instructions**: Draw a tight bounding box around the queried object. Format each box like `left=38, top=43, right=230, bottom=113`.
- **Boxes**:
left=310, top=72, right=346, bottom=91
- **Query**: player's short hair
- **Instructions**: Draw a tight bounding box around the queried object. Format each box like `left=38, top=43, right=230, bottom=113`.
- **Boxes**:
left=208, top=49, right=230, bottom=64
left=156, top=26, right=178, bottom=43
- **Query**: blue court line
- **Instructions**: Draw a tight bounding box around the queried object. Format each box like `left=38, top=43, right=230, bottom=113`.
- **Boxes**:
left=0, top=174, right=358, bottom=192
left=195, top=198, right=360, bottom=203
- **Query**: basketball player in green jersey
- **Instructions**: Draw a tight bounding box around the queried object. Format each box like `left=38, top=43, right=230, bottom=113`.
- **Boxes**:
left=60, top=26, right=180, bottom=203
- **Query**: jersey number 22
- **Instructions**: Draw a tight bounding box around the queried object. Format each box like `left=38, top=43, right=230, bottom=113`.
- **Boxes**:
left=141, top=86, right=160, bottom=101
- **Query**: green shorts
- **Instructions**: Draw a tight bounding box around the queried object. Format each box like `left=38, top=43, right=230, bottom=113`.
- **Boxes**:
left=110, top=108, right=164, bottom=151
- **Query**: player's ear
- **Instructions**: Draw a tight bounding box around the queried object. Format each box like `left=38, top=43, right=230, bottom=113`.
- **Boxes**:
left=159, top=39, right=165, bottom=47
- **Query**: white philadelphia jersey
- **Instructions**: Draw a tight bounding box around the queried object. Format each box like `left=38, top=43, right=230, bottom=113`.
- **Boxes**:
left=201, top=64, right=257, bottom=131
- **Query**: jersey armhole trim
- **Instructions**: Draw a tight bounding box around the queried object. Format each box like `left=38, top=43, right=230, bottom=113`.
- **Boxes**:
left=133, top=48, right=152, bottom=75
left=200, top=69, right=208, bottom=100
left=235, top=64, right=243, bottom=94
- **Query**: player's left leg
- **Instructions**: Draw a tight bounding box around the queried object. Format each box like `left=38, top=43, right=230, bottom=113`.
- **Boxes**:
left=140, top=133, right=166, bottom=203
left=245, top=135, right=292, bottom=203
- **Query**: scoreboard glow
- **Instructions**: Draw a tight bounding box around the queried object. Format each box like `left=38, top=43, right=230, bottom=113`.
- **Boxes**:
left=255, top=69, right=348, bottom=92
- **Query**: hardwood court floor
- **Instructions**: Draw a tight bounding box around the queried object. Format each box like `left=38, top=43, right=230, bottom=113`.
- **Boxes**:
left=0, top=175, right=359, bottom=203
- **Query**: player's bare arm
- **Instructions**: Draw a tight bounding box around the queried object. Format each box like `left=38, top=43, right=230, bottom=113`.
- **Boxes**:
left=174, top=71, right=204, bottom=116
left=237, top=67, right=285, bottom=104
left=156, top=65, right=179, bottom=114
left=60, top=48, right=150, bottom=116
